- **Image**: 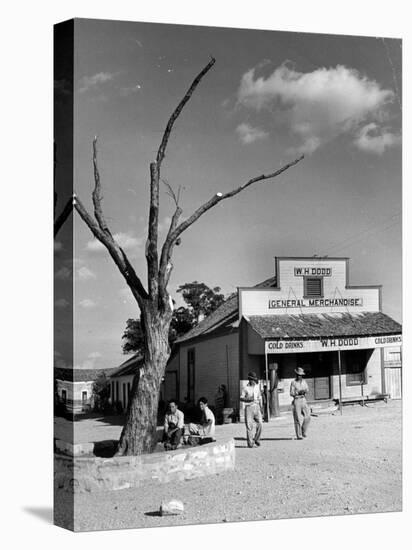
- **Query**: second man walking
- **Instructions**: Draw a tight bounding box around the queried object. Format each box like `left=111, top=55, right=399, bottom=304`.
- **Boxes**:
left=240, top=371, right=263, bottom=448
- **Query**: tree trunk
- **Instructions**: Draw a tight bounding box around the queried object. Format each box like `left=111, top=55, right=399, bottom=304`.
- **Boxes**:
left=116, top=304, right=172, bottom=455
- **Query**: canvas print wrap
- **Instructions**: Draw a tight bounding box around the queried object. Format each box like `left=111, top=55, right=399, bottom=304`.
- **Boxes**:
left=54, top=18, right=402, bottom=531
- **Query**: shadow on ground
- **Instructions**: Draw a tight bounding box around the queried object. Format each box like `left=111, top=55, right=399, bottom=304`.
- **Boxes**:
left=92, top=439, right=118, bottom=457
left=93, top=415, right=126, bottom=427
left=23, top=506, right=53, bottom=524
left=234, top=437, right=294, bottom=442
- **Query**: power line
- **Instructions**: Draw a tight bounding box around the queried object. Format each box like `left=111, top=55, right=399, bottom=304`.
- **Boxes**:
left=324, top=211, right=401, bottom=255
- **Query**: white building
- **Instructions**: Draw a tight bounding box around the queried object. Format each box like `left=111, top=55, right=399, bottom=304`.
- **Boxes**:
left=165, top=256, right=402, bottom=418
left=54, top=367, right=116, bottom=415
left=108, top=354, right=143, bottom=412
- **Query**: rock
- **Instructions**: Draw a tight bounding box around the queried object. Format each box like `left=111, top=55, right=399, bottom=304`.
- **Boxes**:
left=159, top=499, right=184, bottom=516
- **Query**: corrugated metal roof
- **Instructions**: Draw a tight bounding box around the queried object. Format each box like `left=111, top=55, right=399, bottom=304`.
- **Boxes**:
left=247, top=312, right=402, bottom=340
left=110, top=354, right=143, bottom=378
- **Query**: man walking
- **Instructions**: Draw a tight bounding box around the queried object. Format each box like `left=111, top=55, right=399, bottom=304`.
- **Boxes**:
left=240, top=371, right=263, bottom=448
left=163, top=400, right=184, bottom=450
left=290, top=367, right=311, bottom=440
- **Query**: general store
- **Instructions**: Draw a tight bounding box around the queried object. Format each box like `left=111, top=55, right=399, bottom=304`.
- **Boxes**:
left=165, top=257, right=402, bottom=418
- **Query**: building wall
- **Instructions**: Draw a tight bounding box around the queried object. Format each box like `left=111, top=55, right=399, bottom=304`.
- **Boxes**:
left=164, top=353, right=180, bottom=403
left=56, top=379, right=94, bottom=413
left=109, top=375, right=134, bottom=410
left=383, top=346, right=402, bottom=398
left=240, top=258, right=380, bottom=317
left=173, top=332, right=239, bottom=409
left=56, top=379, right=93, bottom=401
left=272, top=347, right=383, bottom=408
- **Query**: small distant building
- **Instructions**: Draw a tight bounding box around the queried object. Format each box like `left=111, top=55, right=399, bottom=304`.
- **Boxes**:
left=108, top=354, right=143, bottom=412
left=54, top=367, right=116, bottom=415
left=165, top=256, right=402, bottom=418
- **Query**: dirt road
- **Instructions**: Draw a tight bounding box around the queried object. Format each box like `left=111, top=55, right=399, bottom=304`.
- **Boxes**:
left=62, top=400, right=401, bottom=531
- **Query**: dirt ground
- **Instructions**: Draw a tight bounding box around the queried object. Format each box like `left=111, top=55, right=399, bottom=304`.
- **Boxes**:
left=56, top=400, right=402, bottom=531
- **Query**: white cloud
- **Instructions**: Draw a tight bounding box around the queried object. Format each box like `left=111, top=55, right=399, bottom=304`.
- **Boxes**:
left=354, top=123, right=401, bottom=155
left=236, top=122, right=269, bottom=144
left=237, top=63, right=398, bottom=154
left=75, top=351, right=103, bottom=369
left=55, top=298, right=70, bottom=308
left=78, top=72, right=114, bottom=93
left=86, top=232, right=143, bottom=253
left=88, top=351, right=102, bottom=359
left=55, top=266, right=71, bottom=280
left=79, top=298, right=97, bottom=309
left=77, top=266, right=97, bottom=280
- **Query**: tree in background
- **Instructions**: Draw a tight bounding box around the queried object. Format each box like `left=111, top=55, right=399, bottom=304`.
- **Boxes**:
left=74, top=58, right=303, bottom=455
left=122, top=318, right=146, bottom=355
left=122, top=282, right=227, bottom=354
left=176, top=281, right=225, bottom=323
left=92, top=371, right=111, bottom=413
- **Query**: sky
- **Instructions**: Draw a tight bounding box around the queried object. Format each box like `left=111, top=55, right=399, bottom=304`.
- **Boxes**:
left=54, top=18, right=402, bottom=370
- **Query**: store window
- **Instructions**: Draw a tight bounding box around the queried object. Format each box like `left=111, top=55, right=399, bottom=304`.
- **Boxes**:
left=346, top=363, right=366, bottom=386
left=304, top=276, right=323, bottom=298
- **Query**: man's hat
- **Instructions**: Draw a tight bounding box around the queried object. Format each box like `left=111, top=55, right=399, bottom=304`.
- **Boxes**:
left=247, top=371, right=258, bottom=382
left=294, top=367, right=305, bottom=376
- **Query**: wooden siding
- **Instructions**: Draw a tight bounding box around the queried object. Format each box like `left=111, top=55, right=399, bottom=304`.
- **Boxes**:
left=175, top=332, right=239, bottom=409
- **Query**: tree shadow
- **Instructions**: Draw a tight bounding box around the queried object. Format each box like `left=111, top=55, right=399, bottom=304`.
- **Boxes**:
left=234, top=437, right=294, bottom=442
left=92, top=439, right=118, bottom=457
left=23, top=506, right=53, bottom=524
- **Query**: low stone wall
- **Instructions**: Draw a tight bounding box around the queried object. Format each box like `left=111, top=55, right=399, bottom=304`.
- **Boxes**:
left=55, top=438, right=235, bottom=493
left=55, top=439, right=95, bottom=456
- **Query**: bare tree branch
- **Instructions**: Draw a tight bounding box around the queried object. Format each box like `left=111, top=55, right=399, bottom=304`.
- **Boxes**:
left=74, top=194, right=149, bottom=302
left=146, top=57, right=215, bottom=302
left=161, top=178, right=179, bottom=207
left=170, top=154, right=304, bottom=242
left=53, top=141, right=73, bottom=237
left=156, top=57, right=216, bottom=168
left=158, top=205, right=183, bottom=305
left=54, top=197, right=73, bottom=238
left=92, top=137, right=111, bottom=234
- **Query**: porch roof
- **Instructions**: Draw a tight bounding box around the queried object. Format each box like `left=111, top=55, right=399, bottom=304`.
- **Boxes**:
left=110, top=353, right=143, bottom=378
left=246, top=311, right=402, bottom=340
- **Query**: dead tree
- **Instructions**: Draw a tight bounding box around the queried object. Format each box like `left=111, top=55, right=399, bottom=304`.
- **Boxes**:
left=74, top=58, right=303, bottom=455
left=54, top=142, right=73, bottom=237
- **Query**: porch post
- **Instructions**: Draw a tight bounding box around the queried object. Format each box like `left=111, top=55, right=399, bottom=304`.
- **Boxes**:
left=338, top=349, right=343, bottom=415
left=265, top=350, right=270, bottom=422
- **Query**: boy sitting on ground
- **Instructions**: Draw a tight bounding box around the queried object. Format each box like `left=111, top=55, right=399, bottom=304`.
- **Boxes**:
left=163, top=400, right=184, bottom=450
left=187, top=397, right=216, bottom=445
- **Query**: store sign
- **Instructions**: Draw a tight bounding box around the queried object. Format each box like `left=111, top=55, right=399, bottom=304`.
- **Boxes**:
left=268, top=297, right=363, bottom=309
left=294, top=267, right=332, bottom=277
left=265, top=334, right=402, bottom=354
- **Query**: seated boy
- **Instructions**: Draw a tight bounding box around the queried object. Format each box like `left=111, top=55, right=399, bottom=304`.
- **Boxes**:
left=163, top=400, right=184, bottom=450
left=187, top=397, right=216, bottom=445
